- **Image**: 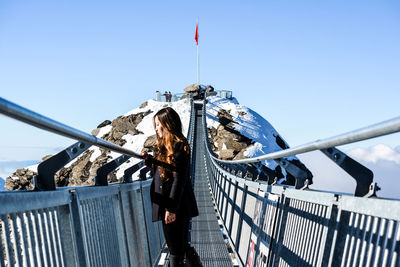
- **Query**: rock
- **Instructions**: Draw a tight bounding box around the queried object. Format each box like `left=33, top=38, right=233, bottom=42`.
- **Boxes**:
left=56, top=148, right=116, bottom=187
left=233, top=148, right=248, bottom=160
left=85, top=150, right=111, bottom=185
left=62, top=150, right=94, bottom=186
left=97, top=120, right=112, bottom=128
left=55, top=167, right=72, bottom=187
left=183, top=84, right=201, bottom=93
left=216, top=125, right=250, bottom=151
left=217, top=109, right=234, bottom=127
left=219, top=149, right=236, bottom=160
left=143, top=134, right=157, bottom=152
left=102, top=110, right=151, bottom=146
left=204, top=86, right=214, bottom=93
left=207, top=108, right=253, bottom=160
left=140, top=101, right=148, bottom=108
left=183, top=84, right=202, bottom=99
left=207, top=128, right=218, bottom=152
left=5, top=168, right=36, bottom=191
left=91, top=128, right=100, bottom=136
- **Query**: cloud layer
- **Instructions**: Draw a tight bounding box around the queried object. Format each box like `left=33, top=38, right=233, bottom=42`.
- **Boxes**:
left=298, top=144, right=400, bottom=200
left=348, top=144, right=400, bottom=165
left=0, top=160, right=39, bottom=178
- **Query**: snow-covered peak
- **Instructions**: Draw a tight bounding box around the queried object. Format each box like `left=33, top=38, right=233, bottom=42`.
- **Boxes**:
left=206, top=95, right=304, bottom=183
left=5, top=90, right=312, bottom=189
left=206, top=95, right=294, bottom=157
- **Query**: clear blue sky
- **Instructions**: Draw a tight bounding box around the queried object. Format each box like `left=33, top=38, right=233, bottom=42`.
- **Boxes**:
left=1, top=0, right=399, bottom=163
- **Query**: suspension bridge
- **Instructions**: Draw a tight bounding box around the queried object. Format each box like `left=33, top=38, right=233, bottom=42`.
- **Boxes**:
left=0, top=94, right=400, bottom=267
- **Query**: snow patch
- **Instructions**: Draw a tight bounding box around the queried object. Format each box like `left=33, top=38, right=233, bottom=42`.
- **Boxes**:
left=89, top=146, right=102, bottom=162
left=27, top=163, right=38, bottom=173
left=244, top=142, right=263, bottom=157
left=97, top=125, right=112, bottom=138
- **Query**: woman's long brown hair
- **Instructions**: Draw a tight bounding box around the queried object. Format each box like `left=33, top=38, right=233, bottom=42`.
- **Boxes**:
left=153, top=107, right=189, bottom=179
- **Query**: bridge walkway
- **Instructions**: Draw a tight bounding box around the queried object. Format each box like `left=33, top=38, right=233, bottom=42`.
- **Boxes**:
left=189, top=104, right=234, bottom=266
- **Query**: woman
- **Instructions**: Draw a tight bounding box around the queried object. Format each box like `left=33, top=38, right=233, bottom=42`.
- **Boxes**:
left=143, top=107, right=201, bottom=267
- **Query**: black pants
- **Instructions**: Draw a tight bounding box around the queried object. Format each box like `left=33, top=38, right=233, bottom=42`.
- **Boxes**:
left=162, top=215, right=190, bottom=256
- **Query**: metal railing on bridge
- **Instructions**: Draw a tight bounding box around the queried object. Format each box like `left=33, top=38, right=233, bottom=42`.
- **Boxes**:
left=2, top=93, right=400, bottom=267
left=200, top=95, right=400, bottom=266
left=0, top=96, right=196, bottom=267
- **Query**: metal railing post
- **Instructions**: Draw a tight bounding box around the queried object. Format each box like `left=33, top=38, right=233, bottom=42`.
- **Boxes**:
left=69, top=190, right=88, bottom=267
left=235, top=184, right=248, bottom=251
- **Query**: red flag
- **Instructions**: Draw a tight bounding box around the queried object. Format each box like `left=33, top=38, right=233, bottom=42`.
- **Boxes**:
left=195, top=23, right=198, bottom=45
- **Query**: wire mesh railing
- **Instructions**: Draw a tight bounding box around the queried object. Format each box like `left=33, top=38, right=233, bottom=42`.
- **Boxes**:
left=0, top=96, right=195, bottom=267
left=0, top=182, right=166, bottom=267
left=200, top=96, right=400, bottom=266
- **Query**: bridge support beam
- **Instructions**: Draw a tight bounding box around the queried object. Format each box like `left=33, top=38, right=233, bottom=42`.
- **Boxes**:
left=320, top=147, right=375, bottom=197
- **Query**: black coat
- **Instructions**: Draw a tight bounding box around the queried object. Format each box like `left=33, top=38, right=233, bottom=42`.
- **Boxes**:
left=149, top=142, right=199, bottom=222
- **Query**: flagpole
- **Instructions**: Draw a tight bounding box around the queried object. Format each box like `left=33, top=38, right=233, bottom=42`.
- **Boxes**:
left=197, top=41, right=199, bottom=85
left=197, top=18, right=200, bottom=85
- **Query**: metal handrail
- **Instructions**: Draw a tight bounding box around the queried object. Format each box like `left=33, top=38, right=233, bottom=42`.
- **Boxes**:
left=203, top=96, right=400, bottom=164
left=0, top=97, right=144, bottom=159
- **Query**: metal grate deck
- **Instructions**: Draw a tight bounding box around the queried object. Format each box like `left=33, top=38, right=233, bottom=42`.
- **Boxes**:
left=189, top=106, right=234, bottom=267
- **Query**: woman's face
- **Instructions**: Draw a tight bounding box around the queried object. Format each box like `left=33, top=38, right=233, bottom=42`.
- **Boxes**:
left=154, top=116, right=164, bottom=138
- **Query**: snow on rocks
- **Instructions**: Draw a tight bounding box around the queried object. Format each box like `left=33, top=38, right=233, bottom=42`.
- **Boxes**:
left=5, top=90, right=312, bottom=190
left=71, top=98, right=192, bottom=183
left=205, top=95, right=311, bottom=184
left=5, top=98, right=192, bottom=190
left=112, top=98, right=191, bottom=179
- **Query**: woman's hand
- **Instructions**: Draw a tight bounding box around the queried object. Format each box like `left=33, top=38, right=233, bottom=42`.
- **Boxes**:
left=165, top=211, right=176, bottom=224
left=141, top=151, right=153, bottom=166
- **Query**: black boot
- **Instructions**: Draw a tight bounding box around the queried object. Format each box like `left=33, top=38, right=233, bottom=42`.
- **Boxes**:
left=169, top=254, right=185, bottom=267
left=185, top=246, right=203, bottom=267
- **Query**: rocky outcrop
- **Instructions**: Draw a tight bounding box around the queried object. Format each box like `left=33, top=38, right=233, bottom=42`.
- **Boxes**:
left=143, top=134, right=157, bottom=153
left=183, top=84, right=201, bottom=99
left=140, top=101, right=148, bottom=108
left=183, top=84, right=214, bottom=99
left=204, top=85, right=214, bottom=93
left=6, top=108, right=152, bottom=190
left=92, top=120, right=112, bottom=136
left=102, top=111, right=151, bottom=146
left=5, top=168, right=36, bottom=191
left=208, top=108, right=253, bottom=160
left=55, top=150, right=94, bottom=186
left=97, top=120, right=112, bottom=128
left=184, top=84, right=201, bottom=94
